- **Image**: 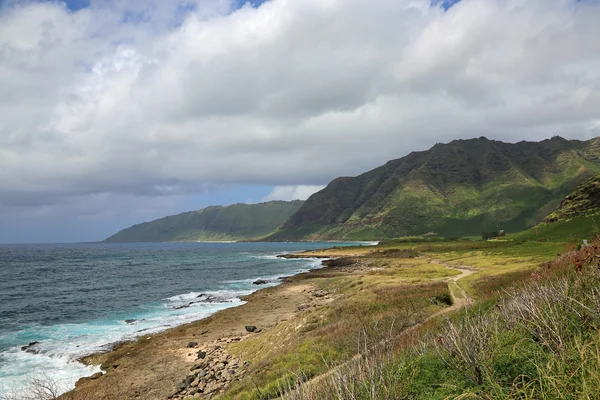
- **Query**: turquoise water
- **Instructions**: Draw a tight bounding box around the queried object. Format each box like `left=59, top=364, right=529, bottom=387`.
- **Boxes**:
left=0, top=242, right=365, bottom=396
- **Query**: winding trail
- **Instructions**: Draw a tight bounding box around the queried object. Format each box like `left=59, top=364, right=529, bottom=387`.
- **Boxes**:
left=281, top=259, right=479, bottom=398
left=429, top=259, right=477, bottom=314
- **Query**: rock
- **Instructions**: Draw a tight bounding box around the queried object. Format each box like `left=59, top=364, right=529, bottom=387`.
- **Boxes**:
left=190, top=363, right=205, bottom=371
left=223, top=370, right=233, bottom=381
left=90, top=372, right=103, bottom=380
left=196, top=351, right=207, bottom=359
left=185, top=375, right=195, bottom=385
left=245, top=325, right=257, bottom=333
left=297, top=304, right=310, bottom=311
left=196, top=294, right=225, bottom=303
left=21, top=341, right=41, bottom=354
left=204, top=382, right=220, bottom=394
left=124, top=319, right=137, bottom=324
left=253, top=279, right=268, bottom=285
left=187, top=341, right=198, bottom=348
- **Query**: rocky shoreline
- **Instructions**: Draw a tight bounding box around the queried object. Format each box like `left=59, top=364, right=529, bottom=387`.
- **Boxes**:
left=170, top=337, right=249, bottom=399
left=55, top=253, right=353, bottom=400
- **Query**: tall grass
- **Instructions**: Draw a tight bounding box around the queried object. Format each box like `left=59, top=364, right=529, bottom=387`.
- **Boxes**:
left=283, top=238, right=600, bottom=399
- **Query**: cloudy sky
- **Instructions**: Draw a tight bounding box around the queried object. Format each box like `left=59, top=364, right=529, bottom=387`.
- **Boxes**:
left=0, top=0, right=599, bottom=242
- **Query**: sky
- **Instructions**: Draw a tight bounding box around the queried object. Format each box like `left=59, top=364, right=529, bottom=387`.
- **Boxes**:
left=0, top=0, right=599, bottom=243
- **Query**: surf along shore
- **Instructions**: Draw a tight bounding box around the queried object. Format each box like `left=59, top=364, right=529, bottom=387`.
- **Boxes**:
left=58, top=239, right=561, bottom=400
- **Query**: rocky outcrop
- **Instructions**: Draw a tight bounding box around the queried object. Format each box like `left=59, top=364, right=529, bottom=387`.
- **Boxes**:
left=20, top=341, right=41, bottom=354
left=170, top=338, right=249, bottom=399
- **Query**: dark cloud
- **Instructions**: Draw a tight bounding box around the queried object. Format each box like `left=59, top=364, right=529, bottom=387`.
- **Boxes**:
left=1, top=0, right=599, bottom=241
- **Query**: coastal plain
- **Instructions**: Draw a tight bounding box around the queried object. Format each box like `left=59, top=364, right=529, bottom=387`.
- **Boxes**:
left=58, top=238, right=562, bottom=400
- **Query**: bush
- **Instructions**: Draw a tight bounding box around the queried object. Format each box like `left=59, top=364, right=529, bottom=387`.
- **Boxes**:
left=430, top=293, right=453, bottom=306
left=481, top=231, right=499, bottom=240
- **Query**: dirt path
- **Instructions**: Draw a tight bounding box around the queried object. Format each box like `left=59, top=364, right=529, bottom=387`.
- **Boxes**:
left=429, top=259, right=477, bottom=314
left=281, top=261, right=478, bottom=397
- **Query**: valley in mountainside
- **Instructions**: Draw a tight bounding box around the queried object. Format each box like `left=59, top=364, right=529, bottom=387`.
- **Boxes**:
left=105, top=201, right=304, bottom=242
left=267, top=136, right=600, bottom=240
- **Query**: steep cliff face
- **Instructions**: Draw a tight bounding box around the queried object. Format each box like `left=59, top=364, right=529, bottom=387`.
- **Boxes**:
left=105, top=201, right=304, bottom=242
left=268, top=136, right=600, bottom=240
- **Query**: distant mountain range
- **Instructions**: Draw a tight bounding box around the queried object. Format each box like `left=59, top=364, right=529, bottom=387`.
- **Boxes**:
left=105, top=201, right=304, bottom=242
left=266, top=136, right=600, bottom=240
left=107, top=136, right=600, bottom=243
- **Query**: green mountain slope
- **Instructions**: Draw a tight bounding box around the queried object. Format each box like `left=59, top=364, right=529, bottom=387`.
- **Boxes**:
left=267, top=136, right=600, bottom=240
left=507, top=174, right=600, bottom=243
left=105, top=201, right=304, bottom=242
left=544, top=174, right=600, bottom=223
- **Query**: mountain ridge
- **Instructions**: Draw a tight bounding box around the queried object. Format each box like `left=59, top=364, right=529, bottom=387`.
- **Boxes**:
left=266, top=136, right=600, bottom=240
left=105, top=200, right=304, bottom=242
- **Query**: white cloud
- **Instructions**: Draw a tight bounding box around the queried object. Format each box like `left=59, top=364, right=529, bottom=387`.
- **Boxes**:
left=263, top=185, right=326, bottom=201
left=1, top=0, right=600, bottom=221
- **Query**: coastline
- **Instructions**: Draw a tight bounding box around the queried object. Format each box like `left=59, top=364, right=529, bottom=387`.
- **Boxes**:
left=54, top=240, right=536, bottom=399
left=57, top=255, right=345, bottom=400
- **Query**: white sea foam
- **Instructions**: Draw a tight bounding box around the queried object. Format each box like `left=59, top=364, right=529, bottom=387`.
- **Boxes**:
left=251, top=254, right=280, bottom=260
left=0, top=253, right=327, bottom=397
left=225, top=257, right=325, bottom=285
left=0, top=349, right=101, bottom=397
left=0, top=295, right=246, bottom=396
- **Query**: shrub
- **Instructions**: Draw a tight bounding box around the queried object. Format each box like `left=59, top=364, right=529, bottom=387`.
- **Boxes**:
left=430, top=293, right=453, bottom=306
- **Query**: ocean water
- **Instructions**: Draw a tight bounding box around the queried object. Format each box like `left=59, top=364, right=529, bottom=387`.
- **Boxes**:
left=0, top=241, right=365, bottom=396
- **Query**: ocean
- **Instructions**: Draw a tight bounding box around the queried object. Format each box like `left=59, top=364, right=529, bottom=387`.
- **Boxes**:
left=0, top=241, right=364, bottom=396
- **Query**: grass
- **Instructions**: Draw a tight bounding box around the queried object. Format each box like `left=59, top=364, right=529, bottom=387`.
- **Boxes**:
left=448, top=281, right=463, bottom=299
left=223, top=263, right=452, bottom=399
left=279, top=238, right=600, bottom=400
left=217, top=233, right=597, bottom=399
left=508, top=215, right=600, bottom=243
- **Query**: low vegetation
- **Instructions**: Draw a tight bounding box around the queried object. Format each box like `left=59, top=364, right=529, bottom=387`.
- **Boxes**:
left=194, top=198, right=600, bottom=400
left=280, top=238, right=600, bottom=399
left=223, top=264, right=451, bottom=399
